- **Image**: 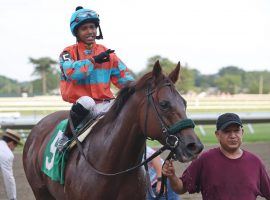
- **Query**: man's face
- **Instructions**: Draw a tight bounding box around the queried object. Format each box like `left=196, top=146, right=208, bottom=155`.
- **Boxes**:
left=77, top=22, right=97, bottom=45
left=215, top=124, right=243, bottom=153
left=8, top=141, right=18, bottom=151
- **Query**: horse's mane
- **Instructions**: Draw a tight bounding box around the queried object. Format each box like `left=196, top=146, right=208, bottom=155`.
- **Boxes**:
left=103, top=72, right=165, bottom=123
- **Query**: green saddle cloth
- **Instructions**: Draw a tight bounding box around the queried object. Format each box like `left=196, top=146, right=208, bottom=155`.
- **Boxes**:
left=41, top=119, right=69, bottom=184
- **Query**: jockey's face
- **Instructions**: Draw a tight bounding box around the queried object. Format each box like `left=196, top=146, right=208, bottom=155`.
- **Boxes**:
left=77, top=22, right=97, bottom=45
left=215, top=124, right=243, bottom=153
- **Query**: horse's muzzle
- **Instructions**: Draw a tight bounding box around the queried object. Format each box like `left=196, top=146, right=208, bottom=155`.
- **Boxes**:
left=174, top=136, right=204, bottom=163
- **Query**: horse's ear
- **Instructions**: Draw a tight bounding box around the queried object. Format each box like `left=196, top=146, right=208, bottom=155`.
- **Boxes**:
left=168, top=62, right=181, bottom=83
left=152, top=60, right=162, bottom=79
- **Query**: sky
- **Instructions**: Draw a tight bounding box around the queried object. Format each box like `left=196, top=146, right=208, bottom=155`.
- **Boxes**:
left=0, top=0, right=269, bottom=81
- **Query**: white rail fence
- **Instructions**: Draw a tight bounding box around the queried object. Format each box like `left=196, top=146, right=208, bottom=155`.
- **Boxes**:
left=0, top=95, right=270, bottom=130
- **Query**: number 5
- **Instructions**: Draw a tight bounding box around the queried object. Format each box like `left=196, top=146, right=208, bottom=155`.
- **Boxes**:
left=45, top=131, right=63, bottom=170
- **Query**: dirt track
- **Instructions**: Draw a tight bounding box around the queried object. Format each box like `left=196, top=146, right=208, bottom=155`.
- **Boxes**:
left=0, top=142, right=269, bottom=200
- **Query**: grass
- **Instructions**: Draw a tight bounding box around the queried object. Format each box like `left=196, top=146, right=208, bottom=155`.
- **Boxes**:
left=187, top=108, right=270, bottom=113
left=195, top=123, right=270, bottom=143
left=147, top=123, right=270, bottom=147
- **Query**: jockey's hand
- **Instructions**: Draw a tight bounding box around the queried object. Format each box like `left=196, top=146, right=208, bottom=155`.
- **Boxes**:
left=162, top=160, right=176, bottom=178
left=93, top=49, right=115, bottom=64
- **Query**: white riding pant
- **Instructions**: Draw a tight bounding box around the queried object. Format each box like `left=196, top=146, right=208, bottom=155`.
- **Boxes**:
left=76, top=96, right=114, bottom=115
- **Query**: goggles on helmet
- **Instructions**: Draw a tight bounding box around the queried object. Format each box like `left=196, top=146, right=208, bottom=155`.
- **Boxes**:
left=70, top=11, right=99, bottom=26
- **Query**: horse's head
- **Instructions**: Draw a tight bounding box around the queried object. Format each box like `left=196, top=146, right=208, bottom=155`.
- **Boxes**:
left=137, top=61, right=203, bottom=162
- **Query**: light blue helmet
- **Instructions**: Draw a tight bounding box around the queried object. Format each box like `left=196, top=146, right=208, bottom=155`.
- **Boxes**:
left=70, top=6, right=102, bottom=39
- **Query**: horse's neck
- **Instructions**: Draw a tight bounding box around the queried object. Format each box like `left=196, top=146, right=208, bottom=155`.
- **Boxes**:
left=86, top=99, right=145, bottom=170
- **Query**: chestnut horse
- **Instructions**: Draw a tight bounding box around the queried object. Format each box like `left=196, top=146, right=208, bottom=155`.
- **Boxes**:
left=23, top=61, right=203, bottom=200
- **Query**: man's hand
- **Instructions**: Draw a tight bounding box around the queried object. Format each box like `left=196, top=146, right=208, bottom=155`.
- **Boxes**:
left=93, top=49, right=115, bottom=64
left=162, top=160, right=186, bottom=194
left=162, top=160, right=176, bottom=178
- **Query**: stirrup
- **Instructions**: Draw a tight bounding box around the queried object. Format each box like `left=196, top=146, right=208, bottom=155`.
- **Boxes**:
left=57, top=135, right=70, bottom=152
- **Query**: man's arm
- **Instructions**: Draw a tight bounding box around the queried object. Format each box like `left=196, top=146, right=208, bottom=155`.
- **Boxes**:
left=0, top=157, right=16, bottom=200
left=151, top=155, right=163, bottom=192
left=259, top=163, right=270, bottom=199
left=162, top=160, right=187, bottom=194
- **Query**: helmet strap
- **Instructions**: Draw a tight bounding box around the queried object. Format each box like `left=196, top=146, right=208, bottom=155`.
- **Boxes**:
left=96, top=25, right=103, bottom=40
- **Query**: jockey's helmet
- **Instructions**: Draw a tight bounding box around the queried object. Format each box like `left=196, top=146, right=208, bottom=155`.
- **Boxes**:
left=70, top=6, right=103, bottom=39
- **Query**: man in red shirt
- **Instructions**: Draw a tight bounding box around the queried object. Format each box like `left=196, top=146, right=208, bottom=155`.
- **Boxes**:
left=57, top=6, right=134, bottom=150
left=162, top=113, right=270, bottom=200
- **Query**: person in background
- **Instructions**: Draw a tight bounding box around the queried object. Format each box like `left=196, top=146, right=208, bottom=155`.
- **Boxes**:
left=57, top=6, right=134, bottom=151
left=146, top=146, right=180, bottom=200
left=0, top=129, right=22, bottom=200
left=162, top=113, right=270, bottom=200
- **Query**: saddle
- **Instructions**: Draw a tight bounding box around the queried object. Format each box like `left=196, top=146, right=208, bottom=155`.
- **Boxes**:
left=41, top=113, right=104, bottom=184
left=69, top=115, right=104, bottom=149
left=66, top=112, right=105, bottom=149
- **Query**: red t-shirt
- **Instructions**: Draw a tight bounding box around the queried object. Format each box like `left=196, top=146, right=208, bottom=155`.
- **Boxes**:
left=181, top=148, right=270, bottom=200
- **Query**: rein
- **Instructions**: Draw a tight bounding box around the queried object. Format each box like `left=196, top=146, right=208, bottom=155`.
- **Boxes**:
left=68, top=115, right=169, bottom=176
left=68, top=80, right=195, bottom=178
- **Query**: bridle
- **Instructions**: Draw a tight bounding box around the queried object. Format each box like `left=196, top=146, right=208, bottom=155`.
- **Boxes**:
left=70, top=79, right=196, bottom=176
left=143, top=79, right=195, bottom=199
left=144, top=79, right=195, bottom=151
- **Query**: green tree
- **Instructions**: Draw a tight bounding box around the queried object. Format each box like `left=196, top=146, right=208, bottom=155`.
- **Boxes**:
left=243, top=71, right=270, bottom=94
left=0, top=76, right=20, bottom=96
left=31, top=69, right=60, bottom=95
left=214, top=66, right=245, bottom=94
left=29, top=57, right=57, bottom=95
left=142, top=55, right=196, bottom=93
left=179, top=63, right=196, bottom=93
left=215, top=74, right=242, bottom=94
left=218, top=66, right=245, bottom=76
left=195, top=74, right=217, bottom=90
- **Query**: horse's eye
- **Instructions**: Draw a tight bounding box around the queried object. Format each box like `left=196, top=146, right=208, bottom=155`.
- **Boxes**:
left=159, top=100, right=171, bottom=110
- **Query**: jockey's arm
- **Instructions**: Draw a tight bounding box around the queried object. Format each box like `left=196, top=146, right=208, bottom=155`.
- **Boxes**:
left=110, top=59, right=135, bottom=88
left=59, top=51, right=95, bottom=81
left=162, top=160, right=187, bottom=194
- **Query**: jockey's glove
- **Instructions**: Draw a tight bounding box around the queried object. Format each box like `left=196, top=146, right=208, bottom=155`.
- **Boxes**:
left=93, top=49, right=115, bottom=64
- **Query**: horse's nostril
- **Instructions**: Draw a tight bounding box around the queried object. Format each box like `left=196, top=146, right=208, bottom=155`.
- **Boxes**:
left=186, top=142, right=197, bottom=152
left=186, top=142, right=204, bottom=154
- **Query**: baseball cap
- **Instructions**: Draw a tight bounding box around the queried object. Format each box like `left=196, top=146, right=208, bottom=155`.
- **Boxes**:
left=216, top=113, right=242, bottom=131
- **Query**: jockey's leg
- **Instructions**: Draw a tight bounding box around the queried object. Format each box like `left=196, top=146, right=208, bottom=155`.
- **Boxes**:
left=95, top=99, right=114, bottom=114
left=57, top=96, right=96, bottom=151
left=70, top=97, right=96, bottom=128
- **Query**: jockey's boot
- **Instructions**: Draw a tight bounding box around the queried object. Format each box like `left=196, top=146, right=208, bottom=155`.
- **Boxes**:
left=57, top=96, right=96, bottom=152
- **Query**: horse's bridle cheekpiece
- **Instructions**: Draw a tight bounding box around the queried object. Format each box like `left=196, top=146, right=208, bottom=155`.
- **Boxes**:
left=145, top=80, right=195, bottom=151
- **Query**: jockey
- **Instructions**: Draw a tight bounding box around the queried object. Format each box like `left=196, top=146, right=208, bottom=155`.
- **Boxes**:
left=57, top=6, right=135, bottom=151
